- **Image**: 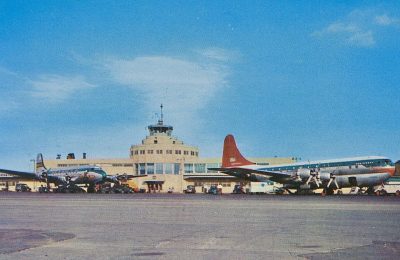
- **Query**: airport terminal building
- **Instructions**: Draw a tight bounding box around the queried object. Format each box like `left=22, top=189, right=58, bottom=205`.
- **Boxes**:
left=1, top=109, right=296, bottom=193
left=45, top=113, right=295, bottom=193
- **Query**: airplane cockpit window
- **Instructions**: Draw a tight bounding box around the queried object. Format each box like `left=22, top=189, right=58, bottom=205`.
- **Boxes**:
left=384, top=159, right=393, bottom=166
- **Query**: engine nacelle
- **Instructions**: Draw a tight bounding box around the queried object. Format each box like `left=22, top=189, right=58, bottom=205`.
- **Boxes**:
left=296, top=168, right=311, bottom=179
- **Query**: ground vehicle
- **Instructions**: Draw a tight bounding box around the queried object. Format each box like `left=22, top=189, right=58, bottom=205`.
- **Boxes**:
left=207, top=185, right=220, bottom=195
left=374, top=177, right=400, bottom=196
left=53, top=184, right=85, bottom=193
left=248, top=182, right=282, bottom=194
left=15, top=183, right=31, bottom=192
left=232, top=184, right=245, bottom=194
left=349, top=187, right=362, bottom=195
left=113, top=184, right=134, bottom=194
left=38, top=186, right=50, bottom=193
left=184, top=185, right=196, bottom=194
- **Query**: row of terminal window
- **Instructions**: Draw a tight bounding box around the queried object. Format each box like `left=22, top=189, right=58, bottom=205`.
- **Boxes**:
left=136, top=163, right=220, bottom=175
left=133, top=150, right=198, bottom=156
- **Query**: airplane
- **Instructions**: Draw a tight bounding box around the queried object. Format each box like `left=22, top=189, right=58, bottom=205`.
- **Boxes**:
left=0, top=153, right=143, bottom=192
left=209, top=135, right=397, bottom=195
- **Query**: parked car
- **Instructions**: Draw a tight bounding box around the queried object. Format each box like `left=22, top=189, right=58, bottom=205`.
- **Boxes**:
left=113, top=184, right=134, bottom=194
left=232, top=184, right=245, bottom=194
left=184, top=185, right=196, bottom=194
left=15, top=183, right=31, bottom=192
left=38, top=186, right=50, bottom=193
left=208, top=185, right=220, bottom=195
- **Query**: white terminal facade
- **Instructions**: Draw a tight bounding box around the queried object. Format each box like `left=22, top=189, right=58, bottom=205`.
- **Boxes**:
left=13, top=106, right=297, bottom=193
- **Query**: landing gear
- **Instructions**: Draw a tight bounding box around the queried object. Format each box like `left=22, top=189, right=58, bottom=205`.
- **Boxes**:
left=54, top=184, right=85, bottom=193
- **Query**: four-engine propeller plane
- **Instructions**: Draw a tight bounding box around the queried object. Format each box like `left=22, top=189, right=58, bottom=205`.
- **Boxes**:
left=0, top=153, right=142, bottom=192
left=210, top=135, right=396, bottom=195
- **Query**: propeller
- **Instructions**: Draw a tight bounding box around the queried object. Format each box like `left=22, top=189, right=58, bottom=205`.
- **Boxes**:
left=65, top=175, right=72, bottom=187
left=305, top=169, right=322, bottom=187
left=327, top=173, right=339, bottom=189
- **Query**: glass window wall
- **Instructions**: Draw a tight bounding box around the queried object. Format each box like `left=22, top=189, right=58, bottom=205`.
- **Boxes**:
left=155, top=163, right=163, bottom=174
left=147, top=163, right=154, bottom=174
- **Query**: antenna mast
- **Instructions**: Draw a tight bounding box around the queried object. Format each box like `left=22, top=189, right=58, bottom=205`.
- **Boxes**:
left=158, top=104, right=164, bottom=125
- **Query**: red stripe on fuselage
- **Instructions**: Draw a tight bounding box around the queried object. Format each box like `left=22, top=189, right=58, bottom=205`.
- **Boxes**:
left=372, top=167, right=395, bottom=176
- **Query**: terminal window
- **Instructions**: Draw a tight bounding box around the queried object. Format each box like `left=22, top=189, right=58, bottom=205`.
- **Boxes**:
left=165, top=163, right=173, bottom=174
left=195, top=163, right=206, bottom=173
left=174, top=163, right=180, bottom=174
left=138, top=163, right=146, bottom=175
left=184, top=163, right=194, bottom=174
left=155, top=163, right=163, bottom=174
left=147, top=163, right=154, bottom=174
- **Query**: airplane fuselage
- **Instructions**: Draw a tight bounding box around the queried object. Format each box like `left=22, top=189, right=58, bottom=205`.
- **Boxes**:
left=245, top=157, right=395, bottom=190
left=45, top=166, right=107, bottom=185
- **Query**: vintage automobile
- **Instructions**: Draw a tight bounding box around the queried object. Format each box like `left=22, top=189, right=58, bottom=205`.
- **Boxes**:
left=15, top=183, right=32, bottom=192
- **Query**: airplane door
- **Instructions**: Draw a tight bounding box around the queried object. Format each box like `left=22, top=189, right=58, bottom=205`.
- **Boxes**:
left=348, top=177, right=358, bottom=186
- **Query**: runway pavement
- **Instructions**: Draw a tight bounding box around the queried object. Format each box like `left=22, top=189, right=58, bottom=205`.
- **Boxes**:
left=0, top=193, right=399, bottom=259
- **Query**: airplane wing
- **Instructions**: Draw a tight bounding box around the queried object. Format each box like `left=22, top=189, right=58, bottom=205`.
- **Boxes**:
left=209, top=167, right=292, bottom=180
left=105, top=174, right=148, bottom=183
left=0, top=169, right=40, bottom=180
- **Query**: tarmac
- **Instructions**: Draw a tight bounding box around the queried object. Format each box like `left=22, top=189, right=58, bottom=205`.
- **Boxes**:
left=0, top=193, right=399, bottom=259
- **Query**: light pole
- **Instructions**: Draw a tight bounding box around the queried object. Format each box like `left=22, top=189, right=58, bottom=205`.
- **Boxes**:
left=30, top=159, right=36, bottom=173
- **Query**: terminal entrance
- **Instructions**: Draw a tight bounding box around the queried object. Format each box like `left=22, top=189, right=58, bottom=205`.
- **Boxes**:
left=144, top=180, right=164, bottom=193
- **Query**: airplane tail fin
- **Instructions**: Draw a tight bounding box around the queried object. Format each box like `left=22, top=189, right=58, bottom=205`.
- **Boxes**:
left=36, top=153, right=47, bottom=173
left=222, top=135, right=254, bottom=168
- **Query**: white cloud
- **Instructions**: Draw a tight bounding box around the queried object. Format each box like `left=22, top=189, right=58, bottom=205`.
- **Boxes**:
left=313, top=9, right=399, bottom=47
left=325, top=22, right=359, bottom=34
left=100, top=51, right=232, bottom=144
left=29, top=75, right=96, bottom=103
left=197, top=47, right=239, bottom=62
left=374, top=14, right=400, bottom=26
left=347, top=30, right=375, bottom=47
left=103, top=54, right=230, bottom=112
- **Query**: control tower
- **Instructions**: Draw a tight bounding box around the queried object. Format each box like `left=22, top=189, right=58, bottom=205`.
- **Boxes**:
left=147, top=104, right=173, bottom=136
left=129, top=104, right=199, bottom=192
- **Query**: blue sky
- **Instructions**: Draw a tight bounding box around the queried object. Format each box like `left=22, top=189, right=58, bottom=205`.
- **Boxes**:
left=0, top=1, right=399, bottom=170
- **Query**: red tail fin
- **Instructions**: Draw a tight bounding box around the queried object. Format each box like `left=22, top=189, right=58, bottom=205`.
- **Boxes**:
left=222, top=135, right=254, bottom=167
